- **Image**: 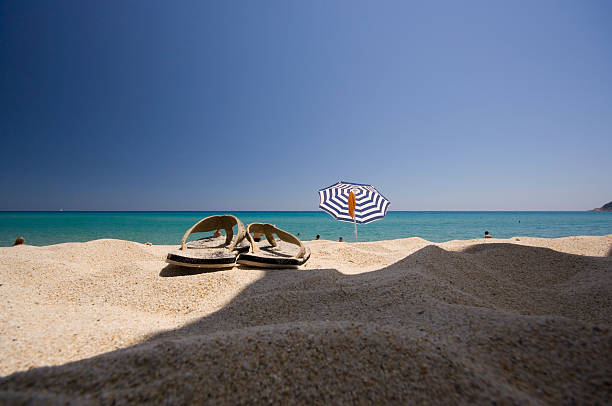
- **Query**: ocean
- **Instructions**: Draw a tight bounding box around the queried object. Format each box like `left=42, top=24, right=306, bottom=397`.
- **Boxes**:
left=1, top=211, right=611, bottom=247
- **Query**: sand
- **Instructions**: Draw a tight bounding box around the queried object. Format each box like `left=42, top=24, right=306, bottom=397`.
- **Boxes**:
left=0, top=235, right=611, bottom=404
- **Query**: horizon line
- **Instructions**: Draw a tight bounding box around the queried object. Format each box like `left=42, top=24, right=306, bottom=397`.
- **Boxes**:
left=0, top=210, right=601, bottom=213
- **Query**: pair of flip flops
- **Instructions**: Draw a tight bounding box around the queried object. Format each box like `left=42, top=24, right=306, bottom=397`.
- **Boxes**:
left=165, top=215, right=310, bottom=269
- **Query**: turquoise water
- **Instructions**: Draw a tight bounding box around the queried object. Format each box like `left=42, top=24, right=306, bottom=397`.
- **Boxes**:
left=1, top=211, right=611, bottom=247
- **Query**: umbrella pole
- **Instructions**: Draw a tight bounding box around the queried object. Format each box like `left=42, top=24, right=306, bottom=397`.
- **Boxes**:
left=353, top=217, right=358, bottom=242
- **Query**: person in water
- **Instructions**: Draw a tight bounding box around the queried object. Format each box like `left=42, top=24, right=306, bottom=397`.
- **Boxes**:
left=484, top=231, right=492, bottom=238
left=315, top=235, right=320, bottom=240
left=13, top=237, right=25, bottom=246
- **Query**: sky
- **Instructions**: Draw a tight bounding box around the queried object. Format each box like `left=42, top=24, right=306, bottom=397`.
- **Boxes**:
left=1, top=0, right=611, bottom=211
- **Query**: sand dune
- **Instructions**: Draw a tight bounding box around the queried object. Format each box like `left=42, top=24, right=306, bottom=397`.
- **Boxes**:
left=1, top=236, right=611, bottom=404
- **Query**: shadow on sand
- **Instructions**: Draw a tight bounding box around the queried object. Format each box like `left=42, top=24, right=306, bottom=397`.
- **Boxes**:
left=160, top=264, right=233, bottom=277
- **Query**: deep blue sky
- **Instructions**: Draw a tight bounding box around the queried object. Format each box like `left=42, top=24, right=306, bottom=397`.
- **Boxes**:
left=1, top=1, right=611, bottom=211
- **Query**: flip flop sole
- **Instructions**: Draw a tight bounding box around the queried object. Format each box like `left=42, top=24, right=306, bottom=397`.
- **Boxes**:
left=165, top=252, right=237, bottom=268
left=237, top=250, right=310, bottom=269
left=235, top=259, right=299, bottom=269
left=165, top=259, right=236, bottom=269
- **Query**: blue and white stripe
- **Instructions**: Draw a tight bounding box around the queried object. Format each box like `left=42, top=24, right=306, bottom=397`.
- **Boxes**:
left=318, top=181, right=390, bottom=224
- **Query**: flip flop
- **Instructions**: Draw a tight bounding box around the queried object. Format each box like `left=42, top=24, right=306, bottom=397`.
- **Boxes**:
left=237, top=223, right=310, bottom=269
left=166, top=215, right=249, bottom=268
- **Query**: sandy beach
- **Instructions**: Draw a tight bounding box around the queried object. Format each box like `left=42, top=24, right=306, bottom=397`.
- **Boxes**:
left=0, top=235, right=610, bottom=404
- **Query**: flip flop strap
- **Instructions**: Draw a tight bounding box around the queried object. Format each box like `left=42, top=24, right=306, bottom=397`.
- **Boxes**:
left=246, top=223, right=306, bottom=259
left=180, top=215, right=246, bottom=251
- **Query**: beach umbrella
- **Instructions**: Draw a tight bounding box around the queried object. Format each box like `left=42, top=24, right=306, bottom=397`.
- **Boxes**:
left=318, top=181, right=390, bottom=241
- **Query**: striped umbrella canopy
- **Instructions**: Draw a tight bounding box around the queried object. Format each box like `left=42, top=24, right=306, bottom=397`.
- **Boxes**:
left=318, top=181, right=391, bottom=225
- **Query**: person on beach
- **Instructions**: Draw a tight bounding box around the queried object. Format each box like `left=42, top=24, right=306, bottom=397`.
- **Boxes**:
left=213, top=229, right=222, bottom=238
left=337, top=237, right=344, bottom=242
left=12, top=237, right=25, bottom=246
left=484, top=231, right=492, bottom=238
left=253, top=232, right=264, bottom=242
left=316, top=235, right=320, bottom=240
